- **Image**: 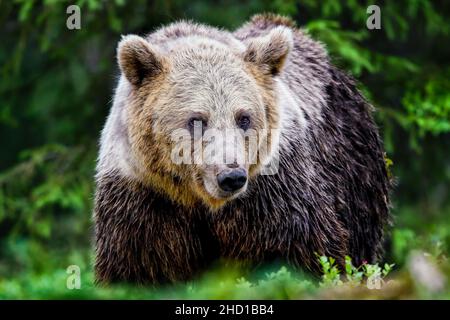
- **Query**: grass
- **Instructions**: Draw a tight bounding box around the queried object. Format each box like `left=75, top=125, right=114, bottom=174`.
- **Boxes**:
left=1, top=248, right=448, bottom=300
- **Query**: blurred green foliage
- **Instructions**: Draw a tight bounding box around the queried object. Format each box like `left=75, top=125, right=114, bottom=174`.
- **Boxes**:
left=0, top=0, right=449, bottom=299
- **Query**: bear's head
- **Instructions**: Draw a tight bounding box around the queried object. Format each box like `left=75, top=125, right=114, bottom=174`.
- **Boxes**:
left=116, top=26, right=293, bottom=210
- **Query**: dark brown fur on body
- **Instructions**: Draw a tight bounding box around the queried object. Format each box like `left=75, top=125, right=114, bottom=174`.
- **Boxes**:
left=95, top=174, right=216, bottom=283
left=94, top=14, right=391, bottom=284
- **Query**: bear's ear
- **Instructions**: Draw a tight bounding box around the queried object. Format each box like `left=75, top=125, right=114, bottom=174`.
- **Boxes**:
left=243, top=26, right=293, bottom=76
left=117, top=35, right=166, bottom=86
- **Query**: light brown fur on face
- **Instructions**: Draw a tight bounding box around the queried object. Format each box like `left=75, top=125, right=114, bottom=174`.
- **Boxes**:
left=115, top=28, right=292, bottom=209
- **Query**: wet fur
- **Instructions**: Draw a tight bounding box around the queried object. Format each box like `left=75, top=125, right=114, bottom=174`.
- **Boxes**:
left=94, top=14, right=391, bottom=284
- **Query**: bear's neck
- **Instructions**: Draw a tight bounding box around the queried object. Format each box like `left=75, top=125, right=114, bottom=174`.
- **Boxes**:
left=95, top=171, right=197, bottom=214
left=96, top=169, right=219, bottom=213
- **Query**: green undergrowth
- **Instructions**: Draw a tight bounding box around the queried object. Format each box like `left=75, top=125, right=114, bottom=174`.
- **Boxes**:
left=1, top=252, right=448, bottom=299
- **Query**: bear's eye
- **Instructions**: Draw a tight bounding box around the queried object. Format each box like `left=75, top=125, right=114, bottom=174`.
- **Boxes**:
left=187, top=117, right=207, bottom=135
left=237, top=115, right=251, bottom=131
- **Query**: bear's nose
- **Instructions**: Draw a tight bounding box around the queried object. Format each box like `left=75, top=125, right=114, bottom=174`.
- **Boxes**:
left=217, top=169, right=247, bottom=193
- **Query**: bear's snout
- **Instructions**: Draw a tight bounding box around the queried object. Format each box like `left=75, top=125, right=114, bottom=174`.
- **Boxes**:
left=217, top=168, right=247, bottom=193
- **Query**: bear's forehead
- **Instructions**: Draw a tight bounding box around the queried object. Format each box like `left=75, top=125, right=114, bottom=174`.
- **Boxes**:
left=149, top=34, right=263, bottom=115
left=158, top=58, right=262, bottom=118
left=165, top=69, right=260, bottom=113
left=164, top=39, right=256, bottom=96
left=166, top=60, right=258, bottom=104
left=158, top=34, right=243, bottom=62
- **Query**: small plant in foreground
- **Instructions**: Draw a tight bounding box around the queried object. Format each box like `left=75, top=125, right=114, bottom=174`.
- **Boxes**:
left=318, top=255, right=395, bottom=288
left=318, top=255, right=342, bottom=287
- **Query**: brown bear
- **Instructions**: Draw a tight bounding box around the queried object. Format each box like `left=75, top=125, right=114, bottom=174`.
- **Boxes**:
left=94, top=14, right=391, bottom=284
